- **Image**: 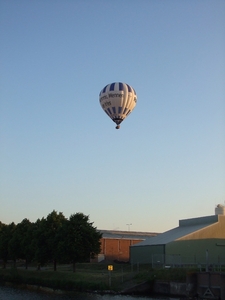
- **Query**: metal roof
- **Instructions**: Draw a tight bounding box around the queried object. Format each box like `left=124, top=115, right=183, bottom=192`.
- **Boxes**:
left=99, top=229, right=158, bottom=240
left=131, top=215, right=219, bottom=247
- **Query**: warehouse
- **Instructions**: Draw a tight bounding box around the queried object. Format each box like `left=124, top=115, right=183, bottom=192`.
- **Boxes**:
left=92, top=230, right=158, bottom=262
left=130, top=204, right=225, bottom=268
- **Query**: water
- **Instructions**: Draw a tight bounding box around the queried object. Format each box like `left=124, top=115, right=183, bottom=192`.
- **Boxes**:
left=0, top=286, right=171, bottom=300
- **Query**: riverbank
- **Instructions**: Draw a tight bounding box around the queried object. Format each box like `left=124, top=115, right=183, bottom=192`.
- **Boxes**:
left=0, top=263, right=212, bottom=298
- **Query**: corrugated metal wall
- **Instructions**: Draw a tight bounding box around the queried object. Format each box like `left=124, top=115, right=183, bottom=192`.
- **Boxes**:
left=166, top=239, right=225, bottom=266
left=130, top=244, right=165, bottom=264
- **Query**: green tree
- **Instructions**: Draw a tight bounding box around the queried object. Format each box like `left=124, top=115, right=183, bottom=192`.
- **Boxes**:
left=0, top=222, right=16, bottom=268
left=45, top=210, right=66, bottom=271
left=8, top=225, right=20, bottom=267
left=34, top=211, right=66, bottom=271
left=63, top=213, right=102, bottom=272
left=8, top=219, right=34, bottom=268
left=19, top=219, right=36, bottom=269
left=33, top=217, right=49, bottom=269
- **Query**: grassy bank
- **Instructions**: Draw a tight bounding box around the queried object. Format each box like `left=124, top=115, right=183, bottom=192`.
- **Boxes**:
left=0, top=263, right=191, bottom=293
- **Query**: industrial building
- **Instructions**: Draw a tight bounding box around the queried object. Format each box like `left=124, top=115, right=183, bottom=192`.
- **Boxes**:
left=130, top=204, right=225, bottom=267
left=92, top=230, right=158, bottom=262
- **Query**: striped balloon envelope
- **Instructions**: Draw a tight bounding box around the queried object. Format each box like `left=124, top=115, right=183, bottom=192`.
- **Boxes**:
left=99, top=82, right=137, bottom=129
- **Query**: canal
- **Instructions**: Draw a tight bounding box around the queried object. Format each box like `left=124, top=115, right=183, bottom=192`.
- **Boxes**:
left=0, top=286, right=171, bottom=300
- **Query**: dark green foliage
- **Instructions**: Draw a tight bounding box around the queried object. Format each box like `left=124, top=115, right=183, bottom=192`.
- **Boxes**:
left=61, top=213, right=102, bottom=271
left=34, top=211, right=67, bottom=270
left=0, top=211, right=102, bottom=271
left=21, top=221, right=37, bottom=268
left=0, top=222, right=16, bottom=268
left=8, top=218, right=34, bottom=268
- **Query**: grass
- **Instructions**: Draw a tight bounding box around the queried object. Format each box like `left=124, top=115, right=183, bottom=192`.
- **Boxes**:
left=0, top=262, right=196, bottom=292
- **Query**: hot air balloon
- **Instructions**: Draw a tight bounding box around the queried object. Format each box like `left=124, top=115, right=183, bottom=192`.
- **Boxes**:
left=99, top=82, right=137, bottom=129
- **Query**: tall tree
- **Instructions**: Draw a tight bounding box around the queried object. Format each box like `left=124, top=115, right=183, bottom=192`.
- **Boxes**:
left=45, top=210, right=66, bottom=271
left=8, top=218, right=34, bottom=268
left=34, top=211, right=66, bottom=271
left=0, top=222, right=16, bottom=268
left=19, top=219, right=35, bottom=269
left=34, top=217, right=49, bottom=269
left=63, top=213, right=102, bottom=272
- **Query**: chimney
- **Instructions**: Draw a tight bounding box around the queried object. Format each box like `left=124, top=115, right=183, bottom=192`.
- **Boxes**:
left=215, top=204, right=225, bottom=215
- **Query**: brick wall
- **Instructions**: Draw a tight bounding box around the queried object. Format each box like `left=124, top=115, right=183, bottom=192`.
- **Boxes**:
left=99, top=238, right=143, bottom=262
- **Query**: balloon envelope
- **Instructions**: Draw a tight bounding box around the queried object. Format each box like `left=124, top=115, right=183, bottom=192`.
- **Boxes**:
left=99, top=82, right=137, bottom=129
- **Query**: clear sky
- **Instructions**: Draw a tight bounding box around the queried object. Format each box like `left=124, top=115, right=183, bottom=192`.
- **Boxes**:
left=1, top=0, right=225, bottom=232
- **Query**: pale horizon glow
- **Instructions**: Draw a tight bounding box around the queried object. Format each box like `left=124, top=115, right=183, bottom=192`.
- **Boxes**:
left=0, top=0, right=225, bottom=233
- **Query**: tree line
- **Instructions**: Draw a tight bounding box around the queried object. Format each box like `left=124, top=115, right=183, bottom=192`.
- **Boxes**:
left=0, top=211, right=102, bottom=272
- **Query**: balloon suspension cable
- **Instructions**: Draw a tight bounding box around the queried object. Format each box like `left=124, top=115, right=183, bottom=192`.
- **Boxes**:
left=116, top=125, right=120, bottom=129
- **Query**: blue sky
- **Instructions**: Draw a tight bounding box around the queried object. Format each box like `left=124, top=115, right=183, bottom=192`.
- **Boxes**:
left=1, top=0, right=225, bottom=232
